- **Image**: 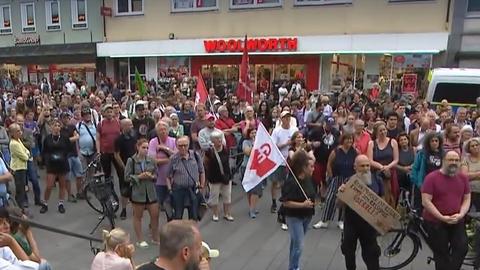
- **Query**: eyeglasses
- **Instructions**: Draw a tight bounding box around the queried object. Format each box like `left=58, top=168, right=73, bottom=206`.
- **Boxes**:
left=177, top=144, right=188, bottom=148
left=471, top=144, right=479, bottom=148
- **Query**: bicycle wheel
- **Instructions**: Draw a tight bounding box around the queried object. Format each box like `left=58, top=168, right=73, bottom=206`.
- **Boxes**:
left=378, top=229, right=420, bottom=270
left=85, top=184, right=103, bottom=214
left=104, top=202, right=116, bottom=229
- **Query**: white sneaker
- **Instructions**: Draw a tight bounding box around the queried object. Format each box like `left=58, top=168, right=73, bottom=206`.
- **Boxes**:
left=212, top=215, right=219, bottom=222
left=312, top=221, right=329, bottom=229
left=136, top=241, right=149, bottom=248
left=338, top=221, right=344, bottom=230
left=281, top=223, right=288, bottom=231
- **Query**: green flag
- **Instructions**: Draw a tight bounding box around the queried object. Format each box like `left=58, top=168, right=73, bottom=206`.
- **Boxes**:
left=134, top=67, right=147, bottom=97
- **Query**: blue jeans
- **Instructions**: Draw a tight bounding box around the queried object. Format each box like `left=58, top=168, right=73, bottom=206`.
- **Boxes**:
left=26, top=160, right=41, bottom=203
left=171, top=187, right=198, bottom=220
left=286, top=216, right=312, bottom=270
left=155, top=185, right=169, bottom=206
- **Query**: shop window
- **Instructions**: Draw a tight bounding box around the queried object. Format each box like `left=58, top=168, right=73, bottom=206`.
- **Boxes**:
left=20, top=2, right=36, bottom=33
left=71, top=0, right=87, bottom=29
left=388, top=0, right=433, bottom=2
left=46, top=1, right=61, bottom=31
left=171, top=0, right=218, bottom=12
left=468, top=0, right=480, bottom=17
left=0, top=5, right=11, bottom=35
left=230, top=0, right=282, bottom=9
left=129, top=57, right=146, bottom=89
left=432, top=83, right=480, bottom=105
left=294, top=0, right=352, bottom=6
left=116, top=0, right=143, bottom=16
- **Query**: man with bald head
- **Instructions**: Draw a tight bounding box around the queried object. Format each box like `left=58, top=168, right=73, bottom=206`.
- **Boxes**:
left=339, top=154, right=383, bottom=270
left=114, top=118, right=137, bottom=219
left=421, top=151, right=470, bottom=270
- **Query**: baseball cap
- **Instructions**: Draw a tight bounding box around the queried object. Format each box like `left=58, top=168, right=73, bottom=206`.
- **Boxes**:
left=206, top=113, right=215, bottom=120
left=326, top=117, right=335, bottom=126
left=60, top=111, right=71, bottom=118
left=135, top=100, right=147, bottom=111
left=280, top=111, right=291, bottom=118
left=102, top=104, right=113, bottom=112
left=214, top=100, right=222, bottom=105
left=201, top=242, right=219, bottom=259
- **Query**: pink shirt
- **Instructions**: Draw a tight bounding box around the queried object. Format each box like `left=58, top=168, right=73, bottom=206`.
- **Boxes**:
left=148, top=136, right=177, bottom=186
left=90, top=251, right=133, bottom=270
left=354, top=131, right=371, bottom=155
left=98, top=119, right=121, bottom=154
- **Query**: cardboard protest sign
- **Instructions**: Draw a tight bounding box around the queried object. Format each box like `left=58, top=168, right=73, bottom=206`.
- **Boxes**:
left=337, top=176, right=401, bottom=235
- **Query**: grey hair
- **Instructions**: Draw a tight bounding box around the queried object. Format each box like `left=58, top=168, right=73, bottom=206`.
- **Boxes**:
left=210, top=130, right=223, bottom=140
left=159, top=221, right=197, bottom=259
left=156, top=121, right=169, bottom=129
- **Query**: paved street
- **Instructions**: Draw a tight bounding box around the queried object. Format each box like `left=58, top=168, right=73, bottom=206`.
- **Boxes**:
left=25, top=171, right=438, bottom=270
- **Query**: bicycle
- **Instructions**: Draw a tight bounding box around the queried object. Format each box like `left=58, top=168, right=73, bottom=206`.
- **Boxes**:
left=377, top=188, right=479, bottom=270
left=81, top=154, right=119, bottom=231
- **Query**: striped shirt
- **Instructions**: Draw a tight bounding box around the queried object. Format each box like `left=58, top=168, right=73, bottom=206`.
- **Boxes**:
left=167, top=150, right=204, bottom=188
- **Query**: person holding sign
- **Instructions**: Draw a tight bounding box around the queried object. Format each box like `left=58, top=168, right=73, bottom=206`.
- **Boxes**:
left=338, top=155, right=383, bottom=270
left=421, top=151, right=470, bottom=270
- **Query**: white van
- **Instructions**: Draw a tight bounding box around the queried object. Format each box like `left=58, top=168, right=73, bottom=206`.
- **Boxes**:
left=426, top=68, right=480, bottom=108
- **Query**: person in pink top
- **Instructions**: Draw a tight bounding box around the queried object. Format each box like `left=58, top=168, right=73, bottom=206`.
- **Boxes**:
left=353, top=119, right=371, bottom=155
left=148, top=121, right=177, bottom=212
left=91, top=228, right=135, bottom=270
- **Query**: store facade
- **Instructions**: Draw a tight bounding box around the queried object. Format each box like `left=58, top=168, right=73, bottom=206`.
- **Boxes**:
left=98, top=32, right=449, bottom=95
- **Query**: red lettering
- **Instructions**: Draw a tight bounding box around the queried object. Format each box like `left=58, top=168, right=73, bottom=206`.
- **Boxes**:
left=217, top=40, right=227, bottom=52
left=204, top=40, right=217, bottom=53
left=267, top=38, right=278, bottom=51
left=287, top=38, right=298, bottom=51
left=258, top=39, right=268, bottom=52
left=278, top=38, right=288, bottom=50
left=227, top=39, right=238, bottom=52
left=246, top=39, right=257, bottom=51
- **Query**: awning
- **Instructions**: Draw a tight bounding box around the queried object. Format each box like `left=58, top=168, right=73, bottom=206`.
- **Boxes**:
left=97, top=32, right=450, bottom=58
left=0, top=43, right=97, bottom=64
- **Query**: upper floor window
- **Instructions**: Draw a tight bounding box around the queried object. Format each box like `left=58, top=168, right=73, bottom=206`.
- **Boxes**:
left=230, top=0, right=282, bottom=9
left=46, top=1, right=61, bottom=31
left=116, top=0, right=143, bottom=15
left=467, top=0, right=480, bottom=17
left=21, top=2, right=36, bottom=33
left=388, top=0, right=433, bottom=2
left=294, top=0, right=351, bottom=5
left=71, top=0, right=87, bottom=29
left=0, top=5, right=11, bottom=34
left=171, top=0, right=218, bottom=12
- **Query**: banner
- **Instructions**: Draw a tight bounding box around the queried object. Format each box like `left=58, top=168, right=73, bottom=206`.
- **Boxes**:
left=402, top=73, right=418, bottom=95
left=337, top=176, right=401, bottom=235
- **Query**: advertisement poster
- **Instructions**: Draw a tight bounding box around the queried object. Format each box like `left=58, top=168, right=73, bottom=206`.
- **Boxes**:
left=402, top=73, right=418, bottom=95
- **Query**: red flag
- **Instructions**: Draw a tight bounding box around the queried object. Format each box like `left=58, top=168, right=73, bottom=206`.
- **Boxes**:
left=196, top=71, right=208, bottom=107
left=236, top=35, right=252, bottom=104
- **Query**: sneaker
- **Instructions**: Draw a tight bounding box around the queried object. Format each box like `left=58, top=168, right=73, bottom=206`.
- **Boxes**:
left=249, top=210, right=256, bottom=219
left=76, top=193, right=86, bottom=200
left=281, top=223, right=288, bottom=231
left=68, top=195, right=77, bottom=203
left=224, top=215, right=234, bottom=222
left=270, top=204, right=277, bottom=213
left=34, top=200, right=42, bottom=206
left=312, top=221, right=329, bottom=229
left=58, top=204, right=65, bottom=214
left=338, top=221, right=344, bottom=230
left=120, top=208, right=127, bottom=220
left=212, top=215, right=219, bottom=222
left=39, top=204, right=48, bottom=214
left=255, top=209, right=260, bottom=214
left=136, top=241, right=149, bottom=248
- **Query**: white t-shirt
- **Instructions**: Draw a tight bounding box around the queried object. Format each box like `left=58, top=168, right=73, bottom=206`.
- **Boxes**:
left=271, top=125, right=298, bottom=159
left=65, top=82, right=77, bottom=95
left=278, top=87, right=288, bottom=103
left=0, top=247, right=38, bottom=270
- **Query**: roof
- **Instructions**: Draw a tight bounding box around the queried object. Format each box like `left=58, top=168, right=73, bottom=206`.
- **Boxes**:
left=432, top=68, right=480, bottom=77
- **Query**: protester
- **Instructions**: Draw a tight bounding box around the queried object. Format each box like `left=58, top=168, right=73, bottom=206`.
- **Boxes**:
left=396, top=132, right=415, bottom=191
left=339, top=155, right=382, bottom=270
left=422, top=151, right=470, bottom=270
left=198, top=114, right=225, bottom=151
left=461, top=138, right=480, bottom=210
left=59, top=112, right=81, bottom=203
left=280, top=150, right=315, bottom=270
left=241, top=128, right=263, bottom=219
left=125, top=138, right=159, bottom=248
left=90, top=228, right=134, bottom=270
left=9, top=124, right=29, bottom=209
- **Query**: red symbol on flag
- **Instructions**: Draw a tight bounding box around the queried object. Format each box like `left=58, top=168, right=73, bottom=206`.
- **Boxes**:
left=249, top=143, right=276, bottom=177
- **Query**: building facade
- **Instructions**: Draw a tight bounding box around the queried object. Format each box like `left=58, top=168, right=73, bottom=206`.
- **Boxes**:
left=447, top=0, right=480, bottom=68
left=99, top=0, right=452, bottom=96
left=0, top=0, right=104, bottom=86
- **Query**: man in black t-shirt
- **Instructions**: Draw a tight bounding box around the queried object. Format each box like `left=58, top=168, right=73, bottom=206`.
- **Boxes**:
left=60, top=112, right=83, bottom=202
left=137, top=220, right=211, bottom=270
left=114, top=118, right=137, bottom=220
left=132, top=101, right=155, bottom=139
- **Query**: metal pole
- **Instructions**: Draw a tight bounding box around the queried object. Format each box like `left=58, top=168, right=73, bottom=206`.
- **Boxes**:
left=353, top=54, right=357, bottom=90
left=389, top=54, right=394, bottom=94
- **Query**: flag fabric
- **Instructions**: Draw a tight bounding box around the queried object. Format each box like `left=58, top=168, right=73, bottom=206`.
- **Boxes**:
left=134, top=67, right=147, bottom=97
left=196, top=71, right=209, bottom=107
left=236, top=35, right=252, bottom=105
left=242, top=123, right=285, bottom=192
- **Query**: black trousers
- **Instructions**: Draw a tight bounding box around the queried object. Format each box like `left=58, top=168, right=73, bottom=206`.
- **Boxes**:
left=100, top=153, right=124, bottom=196
left=13, top=170, right=27, bottom=208
left=341, top=208, right=380, bottom=270
left=424, top=220, right=468, bottom=270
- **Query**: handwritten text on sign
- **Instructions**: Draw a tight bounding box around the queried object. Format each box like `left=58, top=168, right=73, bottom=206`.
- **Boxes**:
left=338, top=177, right=400, bottom=235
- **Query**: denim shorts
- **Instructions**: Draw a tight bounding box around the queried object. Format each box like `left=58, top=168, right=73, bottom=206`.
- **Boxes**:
left=68, top=156, right=83, bottom=180
left=156, top=185, right=169, bottom=205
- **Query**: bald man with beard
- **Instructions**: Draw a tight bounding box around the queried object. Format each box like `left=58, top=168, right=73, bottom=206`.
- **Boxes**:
left=338, top=155, right=383, bottom=270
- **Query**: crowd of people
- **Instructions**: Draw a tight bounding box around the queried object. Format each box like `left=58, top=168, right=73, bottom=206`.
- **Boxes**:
left=0, top=74, right=477, bottom=270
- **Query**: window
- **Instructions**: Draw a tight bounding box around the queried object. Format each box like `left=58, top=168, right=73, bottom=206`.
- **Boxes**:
left=0, top=5, right=11, bottom=34
left=116, top=0, right=143, bottom=15
left=432, top=83, right=480, bottom=105
left=294, top=0, right=351, bottom=5
left=388, top=0, right=433, bottom=2
left=467, top=0, right=480, bottom=16
left=230, top=0, right=282, bottom=9
left=71, top=0, right=87, bottom=29
left=171, top=0, right=218, bottom=12
left=46, top=1, right=61, bottom=31
left=21, top=2, right=36, bottom=33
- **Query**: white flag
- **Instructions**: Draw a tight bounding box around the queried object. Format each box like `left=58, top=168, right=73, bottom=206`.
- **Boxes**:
left=242, top=123, right=285, bottom=192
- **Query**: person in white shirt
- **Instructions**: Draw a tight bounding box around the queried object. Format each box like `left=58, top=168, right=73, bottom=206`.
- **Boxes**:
left=278, top=82, right=288, bottom=104
left=64, top=77, right=77, bottom=95
left=321, top=96, right=333, bottom=117
left=270, top=111, right=298, bottom=230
